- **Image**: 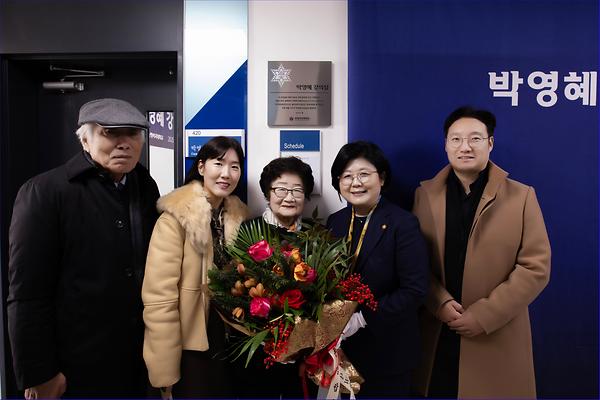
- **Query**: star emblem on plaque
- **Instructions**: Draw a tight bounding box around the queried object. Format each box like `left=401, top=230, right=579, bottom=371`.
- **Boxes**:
left=268, top=61, right=332, bottom=126
left=270, top=64, right=292, bottom=87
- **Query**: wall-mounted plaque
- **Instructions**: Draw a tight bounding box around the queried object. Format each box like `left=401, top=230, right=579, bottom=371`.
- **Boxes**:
left=268, top=61, right=331, bottom=126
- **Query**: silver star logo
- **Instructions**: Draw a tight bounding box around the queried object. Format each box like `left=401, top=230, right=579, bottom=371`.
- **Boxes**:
left=271, top=64, right=292, bottom=87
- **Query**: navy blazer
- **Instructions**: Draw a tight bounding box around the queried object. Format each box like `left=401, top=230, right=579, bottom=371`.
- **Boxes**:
left=326, top=197, right=429, bottom=378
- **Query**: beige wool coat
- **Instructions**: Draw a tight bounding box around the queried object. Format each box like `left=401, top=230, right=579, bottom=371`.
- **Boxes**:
left=141, top=181, right=248, bottom=388
left=412, top=162, right=551, bottom=398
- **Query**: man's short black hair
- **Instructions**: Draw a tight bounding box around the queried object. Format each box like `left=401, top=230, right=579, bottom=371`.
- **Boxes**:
left=444, top=106, right=497, bottom=137
left=330, top=141, right=391, bottom=193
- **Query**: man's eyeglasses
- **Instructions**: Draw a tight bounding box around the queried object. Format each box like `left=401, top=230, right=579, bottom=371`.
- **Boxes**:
left=271, top=187, right=305, bottom=199
left=446, top=135, right=490, bottom=149
left=338, top=170, right=378, bottom=187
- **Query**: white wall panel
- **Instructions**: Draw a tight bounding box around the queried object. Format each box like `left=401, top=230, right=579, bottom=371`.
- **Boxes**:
left=248, top=0, right=348, bottom=219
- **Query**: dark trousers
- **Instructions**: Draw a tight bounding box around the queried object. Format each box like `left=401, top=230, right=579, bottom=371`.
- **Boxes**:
left=62, top=359, right=148, bottom=398
left=228, top=335, right=305, bottom=399
left=427, top=325, right=460, bottom=398
left=353, top=371, right=412, bottom=399
left=173, top=308, right=234, bottom=398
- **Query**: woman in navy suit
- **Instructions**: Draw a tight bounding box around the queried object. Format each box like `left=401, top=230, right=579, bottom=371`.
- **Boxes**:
left=326, top=141, right=429, bottom=398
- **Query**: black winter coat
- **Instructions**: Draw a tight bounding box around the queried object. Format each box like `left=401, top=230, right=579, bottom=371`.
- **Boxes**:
left=7, top=151, right=159, bottom=397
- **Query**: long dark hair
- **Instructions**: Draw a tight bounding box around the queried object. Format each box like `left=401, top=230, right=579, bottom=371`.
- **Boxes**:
left=184, top=136, right=245, bottom=185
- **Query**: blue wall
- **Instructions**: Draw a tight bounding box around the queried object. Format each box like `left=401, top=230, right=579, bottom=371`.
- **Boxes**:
left=348, top=0, right=598, bottom=397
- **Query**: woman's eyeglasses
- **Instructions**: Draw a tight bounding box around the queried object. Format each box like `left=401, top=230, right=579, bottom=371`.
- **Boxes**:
left=271, top=187, right=305, bottom=199
left=338, top=170, right=378, bottom=187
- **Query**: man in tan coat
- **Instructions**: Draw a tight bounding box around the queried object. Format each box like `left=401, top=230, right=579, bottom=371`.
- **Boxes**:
left=413, top=106, right=551, bottom=398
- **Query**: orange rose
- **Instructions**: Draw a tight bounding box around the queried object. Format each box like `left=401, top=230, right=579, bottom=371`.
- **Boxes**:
left=294, top=262, right=316, bottom=282
left=272, top=264, right=284, bottom=277
left=289, top=248, right=303, bottom=264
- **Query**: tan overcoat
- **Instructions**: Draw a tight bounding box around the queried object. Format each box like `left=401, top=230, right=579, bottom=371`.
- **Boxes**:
left=141, top=181, right=248, bottom=388
left=412, top=162, right=551, bottom=398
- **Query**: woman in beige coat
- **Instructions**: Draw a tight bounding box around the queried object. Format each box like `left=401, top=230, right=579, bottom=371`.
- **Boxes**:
left=142, top=137, right=249, bottom=399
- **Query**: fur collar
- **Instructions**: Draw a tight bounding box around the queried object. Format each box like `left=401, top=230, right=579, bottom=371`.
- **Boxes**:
left=156, top=181, right=249, bottom=252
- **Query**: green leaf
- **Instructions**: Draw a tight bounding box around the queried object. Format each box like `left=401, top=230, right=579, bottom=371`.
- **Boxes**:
left=283, top=297, right=289, bottom=314
left=273, top=326, right=279, bottom=343
left=232, top=336, right=256, bottom=361
left=229, top=336, right=254, bottom=362
left=246, top=330, right=269, bottom=367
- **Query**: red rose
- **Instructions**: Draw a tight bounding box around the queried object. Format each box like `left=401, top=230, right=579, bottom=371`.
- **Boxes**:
left=247, top=239, right=274, bottom=262
left=281, top=243, right=294, bottom=258
left=272, top=289, right=305, bottom=309
left=249, top=297, right=271, bottom=318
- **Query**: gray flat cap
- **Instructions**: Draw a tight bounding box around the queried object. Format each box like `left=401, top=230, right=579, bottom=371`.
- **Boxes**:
left=78, top=98, right=149, bottom=129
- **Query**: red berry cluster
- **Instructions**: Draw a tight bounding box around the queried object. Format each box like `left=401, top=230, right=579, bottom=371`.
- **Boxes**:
left=337, top=273, right=378, bottom=311
left=263, top=319, right=293, bottom=368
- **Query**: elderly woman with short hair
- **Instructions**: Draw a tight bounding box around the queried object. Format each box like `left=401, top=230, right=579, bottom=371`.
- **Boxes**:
left=256, top=156, right=314, bottom=232
left=232, top=156, right=314, bottom=398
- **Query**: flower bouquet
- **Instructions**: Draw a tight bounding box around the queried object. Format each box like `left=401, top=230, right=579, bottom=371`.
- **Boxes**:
left=208, top=216, right=377, bottom=397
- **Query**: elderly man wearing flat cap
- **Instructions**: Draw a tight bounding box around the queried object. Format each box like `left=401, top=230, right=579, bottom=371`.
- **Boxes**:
left=8, top=98, right=160, bottom=398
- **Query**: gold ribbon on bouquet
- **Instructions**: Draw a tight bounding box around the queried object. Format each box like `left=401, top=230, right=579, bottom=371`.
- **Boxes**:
left=275, top=299, right=357, bottom=362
